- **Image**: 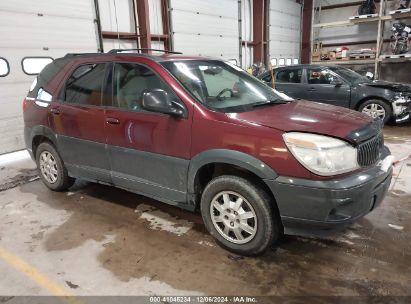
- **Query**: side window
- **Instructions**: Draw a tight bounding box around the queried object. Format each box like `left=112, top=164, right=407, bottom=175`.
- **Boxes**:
left=276, top=69, right=302, bottom=83
left=113, top=62, right=177, bottom=111
left=22, top=57, right=53, bottom=75
left=0, top=58, right=10, bottom=77
left=63, top=63, right=106, bottom=106
left=307, top=68, right=338, bottom=85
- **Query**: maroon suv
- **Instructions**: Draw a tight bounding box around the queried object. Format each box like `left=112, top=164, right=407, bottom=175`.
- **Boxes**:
left=23, top=50, right=393, bottom=255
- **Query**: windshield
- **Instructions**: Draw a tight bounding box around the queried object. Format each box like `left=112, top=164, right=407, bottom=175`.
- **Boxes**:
left=329, top=67, right=370, bottom=85
left=161, top=60, right=291, bottom=113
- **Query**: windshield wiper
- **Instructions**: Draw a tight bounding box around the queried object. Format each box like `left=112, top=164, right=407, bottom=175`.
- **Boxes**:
left=252, top=99, right=289, bottom=108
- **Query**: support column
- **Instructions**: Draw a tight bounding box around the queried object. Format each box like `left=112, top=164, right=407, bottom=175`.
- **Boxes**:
left=253, top=0, right=265, bottom=64
left=135, top=0, right=152, bottom=51
left=301, top=0, right=313, bottom=64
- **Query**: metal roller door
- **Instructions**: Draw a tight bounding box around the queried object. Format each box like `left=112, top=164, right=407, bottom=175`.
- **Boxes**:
left=169, top=0, right=240, bottom=63
left=269, top=0, right=302, bottom=66
left=0, top=0, right=98, bottom=154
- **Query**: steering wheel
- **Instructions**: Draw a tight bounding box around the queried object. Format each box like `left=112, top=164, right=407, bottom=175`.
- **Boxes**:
left=216, top=88, right=234, bottom=101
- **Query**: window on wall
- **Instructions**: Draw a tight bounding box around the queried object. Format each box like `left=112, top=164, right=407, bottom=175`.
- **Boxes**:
left=279, top=58, right=285, bottom=66
left=62, top=63, right=106, bottom=106
left=293, top=59, right=299, bottom=65
left=270, top=59, right=277, bottom=67
left=286, top=59, right=292, bottom=66
left=0, top=58, right=9, bottom=77
left=22, top=57, right=53, bottom=75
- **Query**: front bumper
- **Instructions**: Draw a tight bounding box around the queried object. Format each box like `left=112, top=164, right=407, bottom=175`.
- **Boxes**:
left=392, top=96, right=411, bottom=123
left=265, top=161, right=393, bottom=235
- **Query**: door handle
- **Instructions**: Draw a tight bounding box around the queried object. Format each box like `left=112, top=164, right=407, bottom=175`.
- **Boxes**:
left=106, top=117, right=120, bottom=125
left=308, top=88, right=316, bottom=92
left=50, top=108, right=60, bottom=115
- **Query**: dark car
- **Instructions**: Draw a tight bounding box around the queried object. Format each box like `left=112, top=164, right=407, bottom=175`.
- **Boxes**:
left=23, top=51, right=393, bottom=255
left=259, top=64, right=411, bottom=124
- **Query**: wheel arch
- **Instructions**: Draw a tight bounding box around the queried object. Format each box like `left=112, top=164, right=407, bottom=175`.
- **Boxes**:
left=354, top=96, right=392, bottom=111
left=30, top=125, right=59, bottom=157
left=188, top=149, right=279, bottom=211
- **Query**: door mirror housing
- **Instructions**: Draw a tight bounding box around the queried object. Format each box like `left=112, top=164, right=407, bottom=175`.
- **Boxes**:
left=365, top=72, right=374, bottom=80
left=142, top=89, right=184, bottom=117
left=331, top=78, right=343, bottom=87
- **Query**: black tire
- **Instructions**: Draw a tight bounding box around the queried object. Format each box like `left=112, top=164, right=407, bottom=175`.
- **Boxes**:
left=358, top=99, right=392, bottom=124
left=35, top=142, right=75, bottom=191
left=200, top=175, right=282, bottom=256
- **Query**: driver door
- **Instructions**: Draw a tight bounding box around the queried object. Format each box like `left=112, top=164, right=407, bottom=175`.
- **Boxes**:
left=304, top=67, right=351, bottom=107
left=104, top=61, right=192, bottom=204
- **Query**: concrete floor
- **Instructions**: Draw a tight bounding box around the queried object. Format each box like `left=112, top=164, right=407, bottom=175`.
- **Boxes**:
left=0, top=124, right=410, bottom=297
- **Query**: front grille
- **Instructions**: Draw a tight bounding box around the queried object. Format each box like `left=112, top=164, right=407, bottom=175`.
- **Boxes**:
left=357, top=133, right=384, bottom=167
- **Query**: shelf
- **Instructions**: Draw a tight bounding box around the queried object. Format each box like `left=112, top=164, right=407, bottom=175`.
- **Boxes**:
left=379, top=54, right=411, bottom=62
left=312, top=59, right=376, bottom=65
left=389, top=8, right=411, bottom=19
left=313, top=14, right=380, bottom=29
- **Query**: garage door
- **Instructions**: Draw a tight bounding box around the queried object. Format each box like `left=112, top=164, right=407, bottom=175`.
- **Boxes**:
left=0, top=0, right=99, bottom=154
left=169, top=0, right=240, bottom=63
left=269, top=0, right=302, bottom=66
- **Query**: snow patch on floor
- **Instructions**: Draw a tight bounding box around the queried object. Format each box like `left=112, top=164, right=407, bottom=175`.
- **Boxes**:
left=0, top=150, right=30, bottom=166
left=135, top=204, right=193, bottom=236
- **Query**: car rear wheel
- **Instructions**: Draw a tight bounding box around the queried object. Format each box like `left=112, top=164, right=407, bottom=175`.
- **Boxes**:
left=35, top=142, right=75, bottom=191
left=200, top=175, right=281, bottom=256
left=359, top=99, right=392, bottom=124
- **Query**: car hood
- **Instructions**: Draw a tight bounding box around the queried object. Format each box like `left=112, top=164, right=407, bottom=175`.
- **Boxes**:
left=361, top=80, right=411, bottom=93
left=228, top=100, right=374, bottom=142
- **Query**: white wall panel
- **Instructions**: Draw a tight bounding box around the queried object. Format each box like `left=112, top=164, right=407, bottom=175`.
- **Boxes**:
left=103, top=39, right=137, bottom=51
left=170, top=0, right=240, bottom=62
left=99, top=0, right=135, bottom=32
left=0, top=0, right=98, bottom=154
left=269, top=0, right=302, bottom=63
left=149, top=0, right=164, bottom=35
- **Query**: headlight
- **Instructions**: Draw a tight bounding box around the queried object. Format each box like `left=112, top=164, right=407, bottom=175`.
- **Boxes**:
left=283, top=132, right=359, bottom=176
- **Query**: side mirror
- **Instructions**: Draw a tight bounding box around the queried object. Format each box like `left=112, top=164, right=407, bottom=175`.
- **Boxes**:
left=141, top=89, right=184, bottom=117
left=366, top=72, right=374, bottom=80
left=331, top=78, right=343, bottom=87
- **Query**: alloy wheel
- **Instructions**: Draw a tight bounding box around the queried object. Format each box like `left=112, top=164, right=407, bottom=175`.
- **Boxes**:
left=209, top=191, right=257, bottom=244
left=361, top=103, right=386, bottom=120
left=39, top=151, right=58, bottom=184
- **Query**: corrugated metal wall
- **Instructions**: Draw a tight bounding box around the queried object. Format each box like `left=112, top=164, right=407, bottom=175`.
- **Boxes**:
left=169, top=0, right=241, bottom=62
left=269, top=0, right=302, bottom=66
left=0, top=0, right=98, bottom=154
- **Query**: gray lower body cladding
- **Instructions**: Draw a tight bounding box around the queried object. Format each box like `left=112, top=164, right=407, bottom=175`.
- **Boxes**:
left=265, top=165, right=392, bottom=233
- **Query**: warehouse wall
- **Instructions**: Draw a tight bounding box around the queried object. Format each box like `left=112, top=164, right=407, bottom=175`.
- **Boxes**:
left=0, top=0, right=99, bottom=154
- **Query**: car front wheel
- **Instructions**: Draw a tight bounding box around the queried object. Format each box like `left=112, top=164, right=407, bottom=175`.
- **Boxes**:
left=359, top=99, right=392, bottom=124
left=200, top=175, right=282, bottom=256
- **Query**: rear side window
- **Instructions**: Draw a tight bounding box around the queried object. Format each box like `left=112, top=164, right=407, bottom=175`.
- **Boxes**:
left=27, top=58, right=71, bottom=100
left=22, top=57, right=53, bottom=75
left=0, top=58, right=10, bottom=77
left=62, top=63, right=106, bottom=106
left=276, top=69, right=302, bottom=83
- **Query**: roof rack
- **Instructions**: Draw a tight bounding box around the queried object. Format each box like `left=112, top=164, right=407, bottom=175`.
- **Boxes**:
left=108, top=48, right=183, bottom=55
left=64, top=52, right=102, bottom=57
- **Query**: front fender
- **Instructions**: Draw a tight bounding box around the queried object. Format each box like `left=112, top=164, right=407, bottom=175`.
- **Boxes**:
left=187, top=149, right=278, bottom=194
